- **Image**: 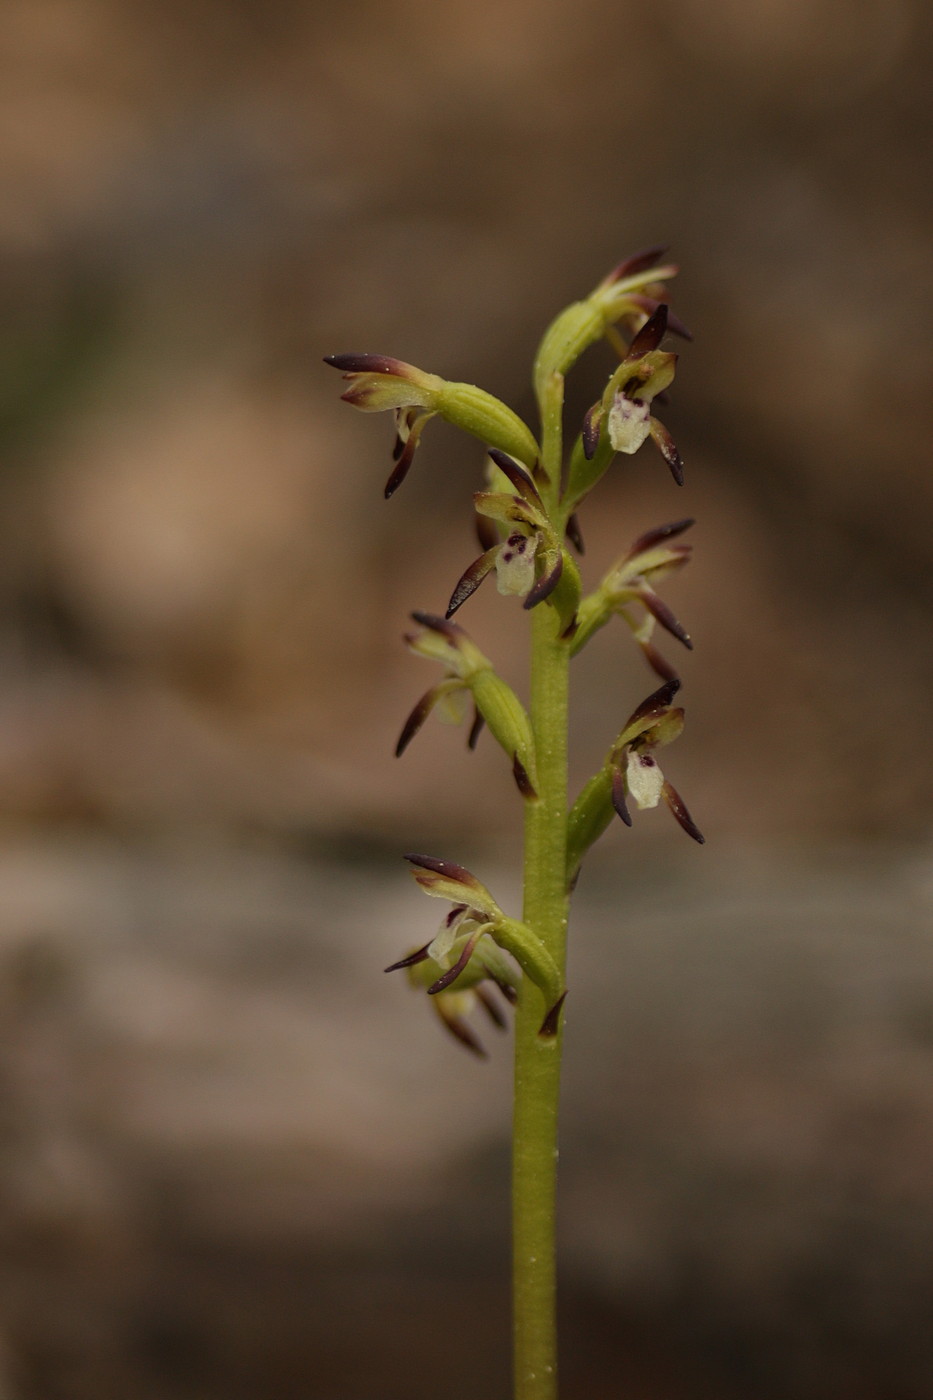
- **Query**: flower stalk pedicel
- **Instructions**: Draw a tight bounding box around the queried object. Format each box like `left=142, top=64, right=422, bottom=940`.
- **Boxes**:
left=325, top=248, right=703, bottom=1400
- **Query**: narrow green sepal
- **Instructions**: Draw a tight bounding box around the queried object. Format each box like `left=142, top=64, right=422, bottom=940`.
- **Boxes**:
left=491, top=916, right=565, bottom=1014
left=566, top=766, right=615, bottom=886
left=568, top=590, right=613, bottom=656
left=435, top=381, right=540, bottom=470
left=563, top=427, right=615, bottom=515
left=469, top=669, right=538, bottom=794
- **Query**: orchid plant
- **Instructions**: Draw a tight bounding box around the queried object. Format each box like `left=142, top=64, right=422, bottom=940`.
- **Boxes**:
left=325, top=247, right=703, bottom=1400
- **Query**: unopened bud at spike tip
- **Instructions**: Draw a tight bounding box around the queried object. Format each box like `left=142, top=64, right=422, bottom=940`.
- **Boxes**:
left=602, top=245, right=669, bottom=285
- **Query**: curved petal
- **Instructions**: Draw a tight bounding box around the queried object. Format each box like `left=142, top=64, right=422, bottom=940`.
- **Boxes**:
left=434, top=996, right=487, bottom=1057
left=446, top=547, right=498, bottom=617
left=523, top=547, right=564, bottom=610
left=639, top=587, right=693, bottom=648
left=610, top=765, right=632, bottom=826
left=662, top=780, right=705, bottom=844
left=648, top=417, right=684, bottom=486
left=428, top=928, right=484, bottom=995
left=395, top=682, right=464, bottom=757
left=383, top=411, right=435, bottom=498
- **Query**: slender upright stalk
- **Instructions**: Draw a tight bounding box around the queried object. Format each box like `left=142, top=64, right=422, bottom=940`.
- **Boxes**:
left=326, top=250, right=702, bottom=1400
left=512, top=374, right=569, bottom=1400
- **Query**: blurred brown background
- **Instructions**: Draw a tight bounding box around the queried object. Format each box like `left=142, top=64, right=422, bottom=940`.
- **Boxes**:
left=0, top=1, right=931, bottom=1397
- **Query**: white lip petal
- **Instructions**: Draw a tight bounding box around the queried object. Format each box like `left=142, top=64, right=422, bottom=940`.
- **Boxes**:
left=427, top=916, right=461, bottom=966
left=608, top=393, right=651, bottom=454
left=495, top=532, right=538, bottom=597
left=626, top=749, right=664, bottom=809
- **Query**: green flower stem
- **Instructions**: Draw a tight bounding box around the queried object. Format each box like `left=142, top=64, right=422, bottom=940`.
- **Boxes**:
left=512, top=372, right=570, bottom=1400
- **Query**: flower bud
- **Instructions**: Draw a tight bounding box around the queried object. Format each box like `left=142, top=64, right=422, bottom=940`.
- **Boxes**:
left=405, top=611, right=490, bottom=679
left=324, top=354, right=442, bottom=411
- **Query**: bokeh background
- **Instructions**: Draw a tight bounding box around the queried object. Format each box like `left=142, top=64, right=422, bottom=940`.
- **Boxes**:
left=0, top=1, right=931, bottom=1396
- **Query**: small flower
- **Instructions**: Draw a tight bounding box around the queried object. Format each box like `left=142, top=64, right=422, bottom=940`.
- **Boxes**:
left=445, top=449, right=564, bottom=615
left=397, top=612, right=538, bottom=797
left=384, top=854, right=567, bottom=1051
left=607, top=679, right=704, bottom=841
left=571, top=519, right=694, bottom=680
left=582, top=305, right=685, bottom=485
left=324, top=354, right=539, bottom=498
left=386, top=929, right=517, bottom=1059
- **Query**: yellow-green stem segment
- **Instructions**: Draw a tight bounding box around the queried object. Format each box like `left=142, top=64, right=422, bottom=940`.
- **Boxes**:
left=512, top=371, right=569, bottom=1400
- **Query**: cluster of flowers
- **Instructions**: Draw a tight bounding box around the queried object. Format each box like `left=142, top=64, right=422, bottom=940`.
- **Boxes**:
left=326, top=248, right=702, bottom=1055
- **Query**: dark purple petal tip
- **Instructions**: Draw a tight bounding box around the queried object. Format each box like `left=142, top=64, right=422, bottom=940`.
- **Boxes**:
left=523, top=551, right=564, bottom=610
left=605, top=245, right=669, bottom=284
left=410, top=610, right=461, bottom=640
left=628, top=296, right=693, bottom=341
left=384, top=942, right=432, bottom=973
left=640, top=589, right=693, bottom=649
left=512, top=754, right=538, bottom=800
left=396, top=686, right=446, bottom=758
left=487, top=449, right=542, bottom=505
left=582, top=402, right=602, bottom=460
left=404, top=853, right=475, bottom=882
left=324, top=353, right=409, bottom=376
left=611, top=766, right=632, bottom=826
left=428, top=932, right=480, bottom=995
left=565, top=514, right=585, bottom=555
left=625, top=304, right=669, bottom=362
left=446, top=548, right=498, bottom=618
left=662, top=781, right=705, bottom=844
left=625, top=678, right=682, bottom=730
left=648, top=419, right=684, bottom=486
left=627, top=518, right=695, bottom=558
